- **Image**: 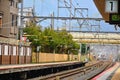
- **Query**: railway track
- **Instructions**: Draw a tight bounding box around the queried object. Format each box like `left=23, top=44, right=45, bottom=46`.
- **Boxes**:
left=29, top=61, right=113, bottom=80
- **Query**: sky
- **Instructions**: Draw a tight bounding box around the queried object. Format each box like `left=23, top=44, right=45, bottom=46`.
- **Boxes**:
left=23, top=0, right=120, bottom=32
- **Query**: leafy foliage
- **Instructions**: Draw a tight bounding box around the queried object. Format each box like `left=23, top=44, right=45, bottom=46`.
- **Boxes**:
left=23, top=23, right=80, bottom=54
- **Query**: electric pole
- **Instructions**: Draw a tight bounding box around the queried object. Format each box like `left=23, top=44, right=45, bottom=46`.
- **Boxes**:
left=19, top=0, right=23, bottom=64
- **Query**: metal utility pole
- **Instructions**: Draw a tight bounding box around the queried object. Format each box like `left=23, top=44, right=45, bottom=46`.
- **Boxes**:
left=19, top=0, right=24, bottom=64
left=74, top=8, right=89, bottom=30
left=20, top=0, right=23, bottom=40
left=51, top=12, right=54, bottom=30
left=33, top=0, right=35, bottom=14
left=69, top=0, right=72, bottom=31
left=57, top=0, right=59, bottom=17
left=57, top=0, right=72, bottom=30
left=33, top=0, right=36, bottom=23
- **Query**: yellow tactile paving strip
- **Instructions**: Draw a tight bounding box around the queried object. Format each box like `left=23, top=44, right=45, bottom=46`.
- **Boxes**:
left=111, top=65, right=120, bottom=80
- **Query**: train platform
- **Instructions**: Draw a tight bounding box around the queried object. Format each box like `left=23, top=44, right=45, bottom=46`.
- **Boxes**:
left=111, top=63, right=120, bottom=80
left=92, top=62, right=120, bottom=80
left=0, top=61, right=86, bottom=74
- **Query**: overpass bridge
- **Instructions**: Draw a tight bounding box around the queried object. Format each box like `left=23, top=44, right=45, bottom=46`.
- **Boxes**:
left=69, top=31, right=120, bottom=44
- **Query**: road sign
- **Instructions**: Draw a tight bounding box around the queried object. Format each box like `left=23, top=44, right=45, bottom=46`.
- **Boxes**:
left=37, top=46, right=40, bottom=52
left=37, top=46, right=41, bottom=52
left=109, top=14, right=120, bottom=24
left=105, top=0, right=118, bottom=13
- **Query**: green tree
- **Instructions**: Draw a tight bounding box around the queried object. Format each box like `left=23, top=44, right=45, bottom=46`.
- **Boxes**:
left=23, top=23, right=42, bottom=52
left=41, top=27, right=57, bottom=53
left=23, top=24, right=80, bottom=54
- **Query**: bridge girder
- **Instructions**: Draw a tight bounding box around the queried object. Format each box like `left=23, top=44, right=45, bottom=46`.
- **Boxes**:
left=73, top=38, right=120, bottom=44
left=69, top=32, right=120, bottom=44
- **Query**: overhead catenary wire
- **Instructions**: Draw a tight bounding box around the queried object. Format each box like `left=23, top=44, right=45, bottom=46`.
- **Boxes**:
left=63, top=0, right=101, bottom=31
left=62, top=0, right=91, bottom=30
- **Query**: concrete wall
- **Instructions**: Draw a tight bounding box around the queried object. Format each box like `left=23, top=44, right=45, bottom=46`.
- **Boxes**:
left=32, top=52, right=80, bottom=63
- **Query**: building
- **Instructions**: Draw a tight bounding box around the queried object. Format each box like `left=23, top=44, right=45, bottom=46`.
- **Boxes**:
left=0, top=0, right=21, bottom=38
left=0, top=0, right=32, bottom=65
left=18, top=7, right=34, bottom=27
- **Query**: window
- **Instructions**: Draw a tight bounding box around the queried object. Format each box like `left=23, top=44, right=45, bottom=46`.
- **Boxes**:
left=0, top=45, right=1, bottom=55
left=16, top=3, right=18, bottom=8
left=10, top=0, right=13, bottom=6
left=16, top=16, right=18, bottom=26
left=29, top=48, right=31, bottom=56
left=12, top=14, right=14, bottom=26
left=27, top=47, right=30, bottom=56
left=23, top=47, right=27, bottom=55
left=12, top=14, right=18, bottom=26
left=9, top=46, right=11, bottom=55
left=10, top=0, right=14, bottom=7
left=0, top=18, right=2, bottom=28
left=13, top=46, right=16, bottom=56
left=4, top=45, right=8, bottom=55
left=20, top=47, right=24, bottom=56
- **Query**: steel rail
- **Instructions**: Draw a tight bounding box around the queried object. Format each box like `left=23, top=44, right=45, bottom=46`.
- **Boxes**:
left=33, top=61, right=112, bottom=80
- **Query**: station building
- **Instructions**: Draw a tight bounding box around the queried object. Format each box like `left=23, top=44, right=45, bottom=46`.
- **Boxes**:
left=0, top=0, right=32, bottom=65
left=0, top=0, right=22, bottom=38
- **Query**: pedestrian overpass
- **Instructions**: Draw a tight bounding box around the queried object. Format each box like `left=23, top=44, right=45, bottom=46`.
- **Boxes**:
left=69, top=31, right=120, bottom=44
